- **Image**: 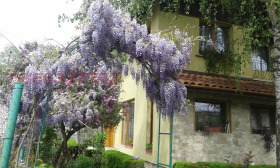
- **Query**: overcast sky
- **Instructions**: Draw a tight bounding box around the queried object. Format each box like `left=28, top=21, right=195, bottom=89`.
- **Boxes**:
left=0, top=0, right=82, bottom=51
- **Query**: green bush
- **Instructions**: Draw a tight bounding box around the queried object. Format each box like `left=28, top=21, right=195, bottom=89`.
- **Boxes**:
left=197, top=162, right=241, bottom=168
left=67, top=139, right=78, bottom=149
left=249, top=166, right=276, bottom=168
left=173, top=162, right=276, bottom=168
left=37, top=163, right=54, bottom=168
left=173, top=162, right=199, bottom=168
left=69, top=156, right=94, bottom=168
left=104, top=150, right=144, bottom=168
left=84, top=149, right=95, bottom=157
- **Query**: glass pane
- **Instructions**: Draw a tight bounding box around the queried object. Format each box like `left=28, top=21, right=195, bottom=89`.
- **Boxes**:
left=195, top=102, right=223, bottom=131
left=215, top=27, right=228, bottom=51
left=122, top=113, right=127, bottom=143
left=251, top=107, right=275, bottom=134
left=199, top=25, right=212, bottom=51
left=128, top=103, right=134, bottom=140
left=252, top=46, right=269, bottom=71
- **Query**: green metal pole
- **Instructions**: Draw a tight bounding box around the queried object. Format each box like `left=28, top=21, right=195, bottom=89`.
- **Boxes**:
left=0, top=83, right=23, bottom=168
left=169, top=112, right=174, bottom=168
left=35, top=92, right=50, bottom=167
left=157, top=112, right=161, bottom=168
left=19, top=146, right=25, bottom=163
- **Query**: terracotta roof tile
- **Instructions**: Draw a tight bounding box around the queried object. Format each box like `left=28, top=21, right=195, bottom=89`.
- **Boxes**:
left=178, top=72, right=275, bottom=97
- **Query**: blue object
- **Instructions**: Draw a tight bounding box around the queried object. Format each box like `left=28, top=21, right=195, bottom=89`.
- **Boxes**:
left=0, top=83, right=24, bottom=168
left=19, top=146, right=25, bottom=163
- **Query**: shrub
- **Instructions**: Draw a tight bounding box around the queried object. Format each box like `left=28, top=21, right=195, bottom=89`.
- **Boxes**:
left=249, top=166, right=276, bottom=168
left=67, top=139, right=78, bottom=149
left=68, top=156, right=94, bottom=168
left=84, top=149, right=95, bottom=157
left=37, top=163, right=54, bottom=168
left=173, top=162, right=199, bottom=168
left=197, top=162, right=241, bottom=168
left=104, top=150, right=144, bottom=168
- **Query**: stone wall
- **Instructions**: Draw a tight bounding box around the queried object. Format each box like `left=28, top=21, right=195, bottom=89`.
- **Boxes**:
left=172, top=89, right=276, bottom=165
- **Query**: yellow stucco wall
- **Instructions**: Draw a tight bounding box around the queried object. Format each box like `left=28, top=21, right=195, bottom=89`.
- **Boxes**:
left=114, top=63, right=172, bottom=165
left=151, top=5, right=273, bottom=81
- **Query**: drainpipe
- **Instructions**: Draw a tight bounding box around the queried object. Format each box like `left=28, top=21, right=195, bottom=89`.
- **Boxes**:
left=0, top=83, right=23, bottom=168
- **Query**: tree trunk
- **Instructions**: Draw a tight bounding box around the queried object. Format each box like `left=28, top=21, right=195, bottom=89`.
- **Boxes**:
left=266, top=1, right=280, bottom=167
left=57, top=122, right=68, bottom=168
left=52, top=143, right=63, bottom=167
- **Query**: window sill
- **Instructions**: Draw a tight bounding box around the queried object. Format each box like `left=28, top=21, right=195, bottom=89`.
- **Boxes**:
left=121, top=143, right=133, bottom=149
left=196, top=54, right=204, bottom=57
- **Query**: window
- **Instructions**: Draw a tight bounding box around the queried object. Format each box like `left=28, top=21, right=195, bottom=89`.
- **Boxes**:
left=199, top=25, right=229, bottom=52
left=195, top=101, right=230, bottom=133
left=251, top=106, right=275, bottom=134
left=252, top=46, right=270, bottom=71
left=122, top=100, right=135, bottom=144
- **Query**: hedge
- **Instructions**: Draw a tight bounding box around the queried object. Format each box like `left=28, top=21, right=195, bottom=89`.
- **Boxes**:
left=248, top=166, right=276, bottom=168
left=197, top=162, right=241, bottom=168
left=173, top=162, right=199, bottom=168
left=174, top=162, right=276, bottom=168
left=104, top=150, right=144, bottom=168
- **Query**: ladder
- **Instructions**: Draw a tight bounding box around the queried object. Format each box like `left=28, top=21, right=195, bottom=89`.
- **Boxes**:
left=156, top=112, right=174, bottom=168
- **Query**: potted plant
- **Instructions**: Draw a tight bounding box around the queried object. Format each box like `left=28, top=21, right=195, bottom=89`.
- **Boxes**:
left=125, top=138, right=133, bottom=147
left=146, top=144, right=152, bottom=154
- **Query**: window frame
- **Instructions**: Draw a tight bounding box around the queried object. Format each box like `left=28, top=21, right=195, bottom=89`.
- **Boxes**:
left=250, top=104, right=276, bottom=135
left=121, top=99, right=135, bottom=145
left=199, top=21, right=230, bottom=53
left=194, top=99, right=231, bottom=133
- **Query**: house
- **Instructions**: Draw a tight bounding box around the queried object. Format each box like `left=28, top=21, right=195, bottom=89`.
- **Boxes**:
left=106, top=1, right=276, bottom=167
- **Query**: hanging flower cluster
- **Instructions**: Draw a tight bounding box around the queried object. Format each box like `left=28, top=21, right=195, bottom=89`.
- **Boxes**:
left=80, top=0, right=192, bottom=117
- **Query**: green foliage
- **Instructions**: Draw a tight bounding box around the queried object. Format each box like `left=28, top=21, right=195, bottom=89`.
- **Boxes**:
left=40, top=126, right=57, bottom=165
left=146, top=144, right=152, bottom=149
left=173, top=162, right=276, bottom=168
left=248, top=166, right=276, bottom=168
left=173, top=162, right=199, bottom=168
left=69, top=156, right=94, bottom=168
left=67, top=139, right=78, bottom=149
left=37, top=163, right=54, bottom=168
left=81, top=138, right=94, bottom=148
left=201, top=49, right=236, bottom=75
left=125, top=138, right=133, bottom=144
left=103, top=150, right=144, bottom=168
left=197, top=162, right=241, bottom=168
left=84, top=149, right=94, bottom=157
left=94, top=132, right=107, bottom=149
left=92, top=132, right=107, bottom=167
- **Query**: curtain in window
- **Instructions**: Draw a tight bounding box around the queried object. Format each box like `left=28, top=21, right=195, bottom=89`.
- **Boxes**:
left=199, top=26, right=212, bottom=51
left=252, top=46, right=269, bottom=71
left=251, top=107, right=275, bottom=134
left=215, top=27, right=228, bottom=51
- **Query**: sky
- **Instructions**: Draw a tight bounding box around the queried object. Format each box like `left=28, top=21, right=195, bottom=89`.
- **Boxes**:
left=0, top=0, right=82, bottom=51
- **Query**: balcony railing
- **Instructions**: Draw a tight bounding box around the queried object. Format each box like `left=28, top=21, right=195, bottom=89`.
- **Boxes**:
left=252, top=61, right=273, bottom=80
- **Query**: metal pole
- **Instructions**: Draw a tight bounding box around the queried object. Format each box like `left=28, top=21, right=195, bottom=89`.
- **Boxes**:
left=35, top=91, right=50, bottom=167
left=19, top=146, right=25, bottom=163
left=169, top=112, right=174, bottom=167
left=0, top=83, right=23, bottom=168
left=157, top=112, right=161, bottom=168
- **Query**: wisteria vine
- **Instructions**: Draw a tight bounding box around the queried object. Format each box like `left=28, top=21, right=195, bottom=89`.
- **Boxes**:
left=80, top=0, right=192, bottom=117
